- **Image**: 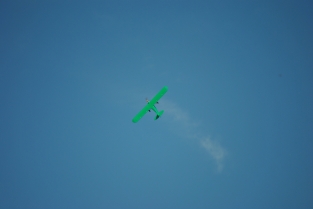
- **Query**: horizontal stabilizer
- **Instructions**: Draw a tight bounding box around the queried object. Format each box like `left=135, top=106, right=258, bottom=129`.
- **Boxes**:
left=155, top=110, right=164, bottom=120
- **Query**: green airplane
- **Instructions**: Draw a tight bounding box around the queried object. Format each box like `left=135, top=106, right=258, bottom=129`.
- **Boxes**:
left=132, top=86, right=168, bottom=123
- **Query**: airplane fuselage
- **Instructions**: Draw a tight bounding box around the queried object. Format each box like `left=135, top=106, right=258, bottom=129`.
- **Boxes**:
left=151, top=104, right=159, bottom=114
left=147, top=101, right=160, bottom=114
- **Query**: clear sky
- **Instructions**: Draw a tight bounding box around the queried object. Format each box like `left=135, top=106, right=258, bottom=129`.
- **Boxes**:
left=1, top=1, right=313, bottom=208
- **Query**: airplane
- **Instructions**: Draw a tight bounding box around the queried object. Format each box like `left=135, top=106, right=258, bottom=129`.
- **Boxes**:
left=132, top=86, right=168, bottom=123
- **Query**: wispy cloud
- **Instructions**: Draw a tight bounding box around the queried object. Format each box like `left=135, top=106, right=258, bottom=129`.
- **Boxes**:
left=201, top=137, right=226, bottom=172
left=160, top=99, right=227, bottom=172
left=159, top=100, right=196, bottom=136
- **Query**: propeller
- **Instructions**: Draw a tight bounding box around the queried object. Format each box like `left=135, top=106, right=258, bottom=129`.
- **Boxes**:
left=146, top=97, right=159, bottom=104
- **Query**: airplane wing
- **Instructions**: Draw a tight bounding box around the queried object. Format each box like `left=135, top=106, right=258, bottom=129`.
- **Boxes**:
left=132, top=86, right=168, bottom=123
left=132, top=103, right=153, bottom=123
left=149, top=86, right=168, bottom=105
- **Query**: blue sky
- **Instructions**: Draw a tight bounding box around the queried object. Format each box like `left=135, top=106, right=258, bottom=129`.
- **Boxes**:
left=1, top=1, right=313, bottom=208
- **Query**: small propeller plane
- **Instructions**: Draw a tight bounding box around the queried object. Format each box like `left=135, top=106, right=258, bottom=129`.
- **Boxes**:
left=132, top=86, right=168, bottom=123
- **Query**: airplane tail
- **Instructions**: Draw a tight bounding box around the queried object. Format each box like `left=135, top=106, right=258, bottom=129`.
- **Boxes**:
left=155, top=110, right=164, bottom=120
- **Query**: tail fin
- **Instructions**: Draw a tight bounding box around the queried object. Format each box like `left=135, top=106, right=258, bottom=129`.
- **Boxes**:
left=155, top=110, right=164, bottom=120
